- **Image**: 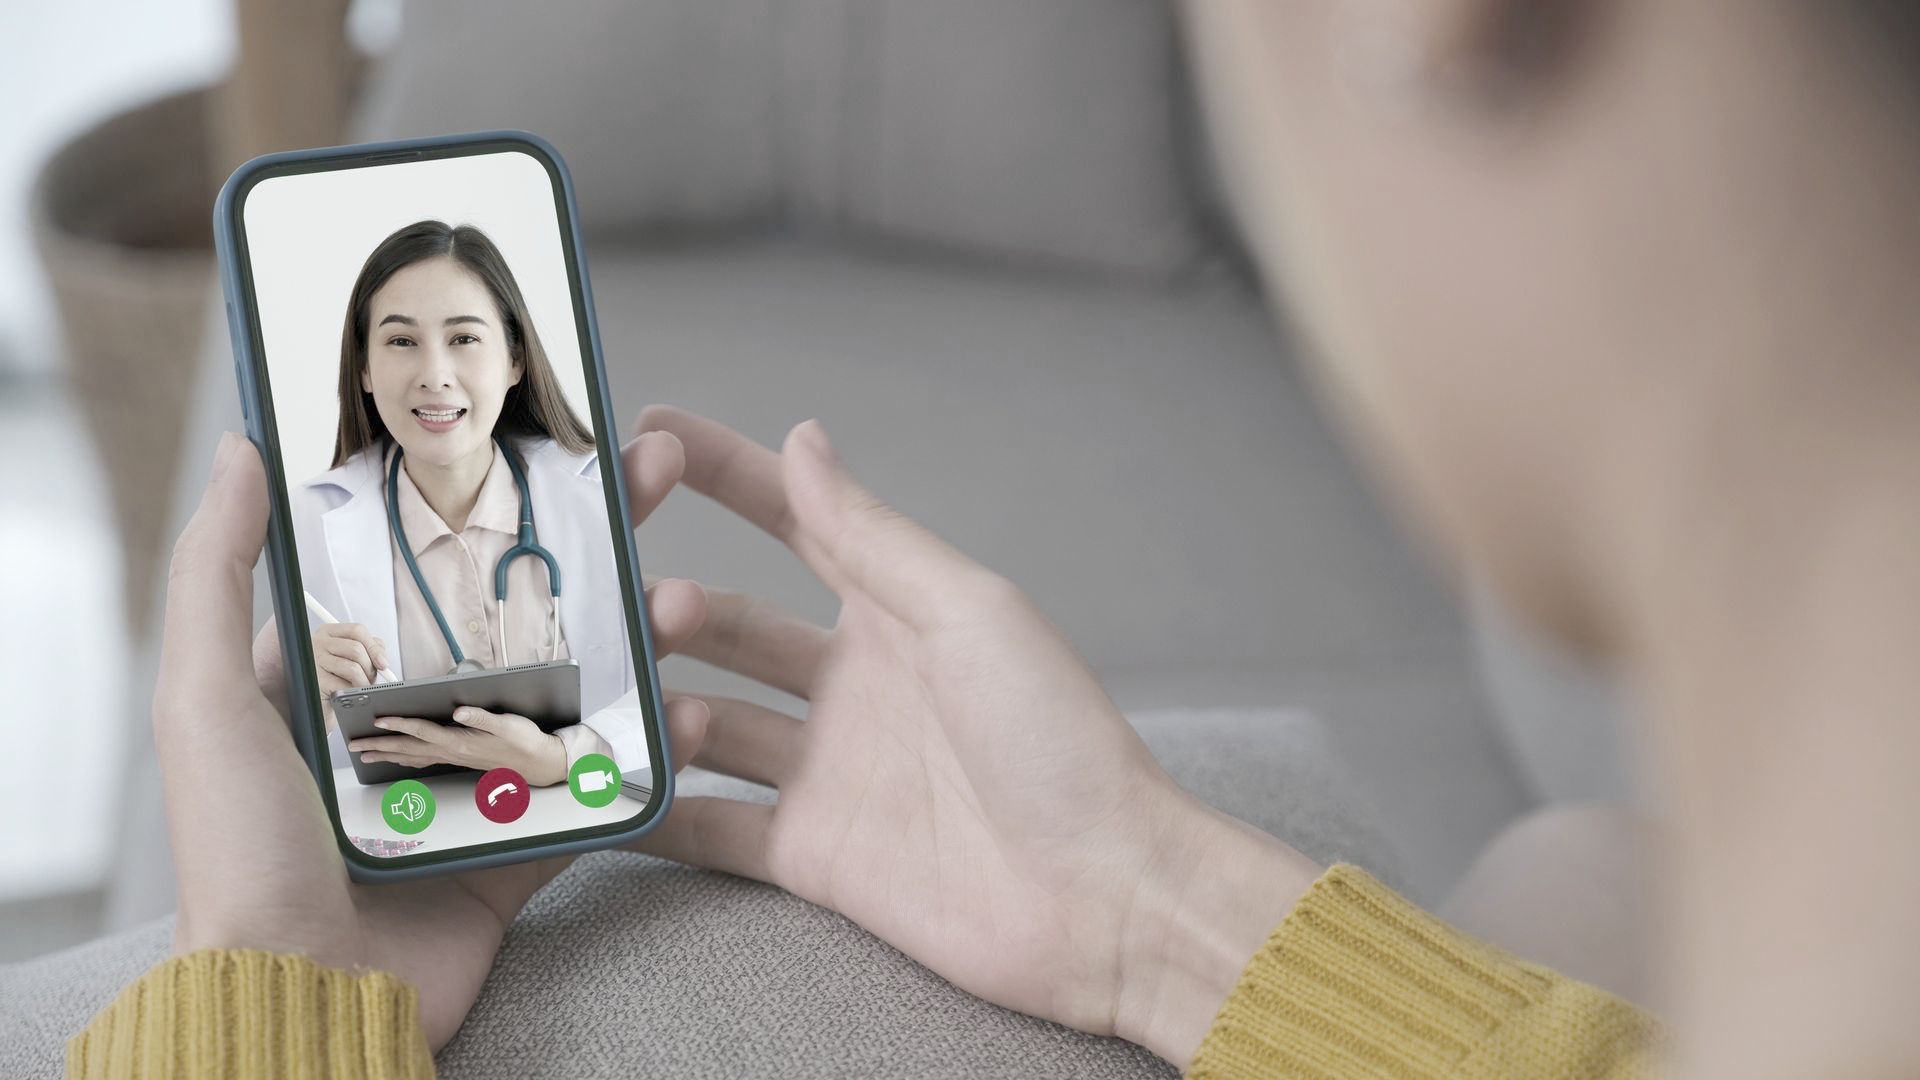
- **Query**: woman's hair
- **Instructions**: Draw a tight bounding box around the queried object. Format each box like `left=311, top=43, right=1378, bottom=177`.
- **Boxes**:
left=330, top=219, right=594, bottom=467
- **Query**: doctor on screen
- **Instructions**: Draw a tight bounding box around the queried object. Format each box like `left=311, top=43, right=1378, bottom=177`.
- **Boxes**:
left=289, top=219, right=641, bottom=787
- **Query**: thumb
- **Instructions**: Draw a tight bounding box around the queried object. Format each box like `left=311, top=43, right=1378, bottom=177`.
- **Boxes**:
left=156, top=432, right=271, bottom=717
left=780, top=420, right=1001, bottom=630
left=253, top=615, right=292, bottom=721
left=661, top=695, right=709, bottom=775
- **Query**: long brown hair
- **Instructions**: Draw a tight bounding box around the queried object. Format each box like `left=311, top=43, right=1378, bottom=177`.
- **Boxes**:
left=330, top=219, right=593, bottom=467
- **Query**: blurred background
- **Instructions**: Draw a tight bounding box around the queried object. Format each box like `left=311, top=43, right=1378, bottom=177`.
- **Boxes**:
left=0, top=0, right=1632, bottom=965
left=0, top=0, right=229, bottom=958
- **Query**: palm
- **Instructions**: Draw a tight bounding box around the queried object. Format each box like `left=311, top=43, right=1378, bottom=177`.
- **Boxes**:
left=355, top=860, right=566, bottom=1045
left=778, top=597, right=1161, bottom=1027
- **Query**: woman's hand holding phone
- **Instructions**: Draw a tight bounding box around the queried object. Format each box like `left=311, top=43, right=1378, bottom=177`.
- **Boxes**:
left=628, top=408, right=1326, bottom=1067
left=155, top=428, right=709, bottom=1050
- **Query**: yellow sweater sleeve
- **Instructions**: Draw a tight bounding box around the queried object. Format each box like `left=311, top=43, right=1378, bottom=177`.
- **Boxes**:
left=1189, top=864, right=1663, bottom=1079
left=66, top=949, right=434, bottom=1080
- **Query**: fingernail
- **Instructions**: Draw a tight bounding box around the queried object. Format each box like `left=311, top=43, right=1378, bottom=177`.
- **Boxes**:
left=211, top=432, right=242, bottom=479
left=796, top=419, right=838, bottom=466
left=455, top=708, right=470, bottom=720
left=373, top=719, right=391, bottom=730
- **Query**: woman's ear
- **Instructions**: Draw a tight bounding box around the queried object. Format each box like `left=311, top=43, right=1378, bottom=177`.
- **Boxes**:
left=361, top=367, right=373, bottom=395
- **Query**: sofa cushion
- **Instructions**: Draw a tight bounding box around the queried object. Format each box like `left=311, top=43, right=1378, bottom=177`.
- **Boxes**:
left=839, top=0, right=1198, bottom=275
left=587, top=246, right=1470, bottom=689
left=352, top=0, right=1203, bottom=276
left=2, top=709, right=1394, bottom=1080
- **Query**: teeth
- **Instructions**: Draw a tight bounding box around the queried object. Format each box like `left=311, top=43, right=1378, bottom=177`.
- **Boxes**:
left=415, top=408, right=463, bottom=422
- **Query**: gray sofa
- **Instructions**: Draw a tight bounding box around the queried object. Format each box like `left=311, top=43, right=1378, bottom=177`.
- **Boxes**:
left=2, top=2, right=1632, bottom=1075
left=3, top=710, right=1393, bottom=1079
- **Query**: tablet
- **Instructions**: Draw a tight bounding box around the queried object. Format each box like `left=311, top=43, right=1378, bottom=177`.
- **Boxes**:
left=332, top=660, right=582, bottom=787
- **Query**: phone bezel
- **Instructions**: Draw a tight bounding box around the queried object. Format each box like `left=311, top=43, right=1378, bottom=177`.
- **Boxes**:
left=213, top=131, right=674, bottom=882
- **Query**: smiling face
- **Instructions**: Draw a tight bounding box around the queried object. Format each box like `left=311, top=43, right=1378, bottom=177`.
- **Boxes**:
left=360, top=256, right=524, bottom=469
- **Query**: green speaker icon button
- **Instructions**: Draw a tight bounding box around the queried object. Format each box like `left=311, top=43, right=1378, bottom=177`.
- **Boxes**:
left=381, top=779, right=436, bottom=835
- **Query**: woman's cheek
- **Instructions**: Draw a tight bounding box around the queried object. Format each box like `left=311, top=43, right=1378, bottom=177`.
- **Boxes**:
left=478, top=361, right=515, bottom=424
left=372, top=383, right=411, bottom=433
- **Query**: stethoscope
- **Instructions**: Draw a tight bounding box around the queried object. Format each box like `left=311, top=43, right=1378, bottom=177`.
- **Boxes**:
left=386, top=435, right=562, bottom=673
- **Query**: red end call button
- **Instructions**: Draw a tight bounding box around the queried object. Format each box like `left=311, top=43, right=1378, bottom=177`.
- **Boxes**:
left=475, top=767, right=530, bottom=824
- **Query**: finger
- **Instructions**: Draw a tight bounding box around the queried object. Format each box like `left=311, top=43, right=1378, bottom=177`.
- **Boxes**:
left=252, top=615, right=290, bottom=716
left=661, top=695, right=709, bottom=775
left=348, top=734, right=441, bottom=755
left=349, top=730, right=441, bottom=757
left=320, top=636, right=376, bottom=684
left=446, top=706, right=505, bottom=734
left=359, top=753, right=443, bottom=768
left=782, top=420, right=1004, bottom=631
left=642, top=409, right=910, bottom=623
left=644, top=577, right=707, bottom=659
left=626, top=796, right=775, bottom=884
left=316, top=653, right=371, bottom=692
left=620, top=427, right=687, bottom=526
left=676, top=588, right=828, bottom=699
left=335, top=623, right=391, bottom=673
left=156, top=432, right=269, bottom=713
left=689, top=695, right=804, bottom=788
left=638, top=406, right=798, bottom=546
left=372, top=716, right=456, bottom=746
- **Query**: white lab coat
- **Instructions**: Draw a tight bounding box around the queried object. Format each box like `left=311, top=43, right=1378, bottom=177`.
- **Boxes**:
left=290, top=436, right=647, bottom=770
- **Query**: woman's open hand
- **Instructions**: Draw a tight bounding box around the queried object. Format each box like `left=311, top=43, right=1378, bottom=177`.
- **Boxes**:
left=156, top=427, right=707, bottom=1050
left=349, top=707, right=569, bottom=786
left=628, top=408, right=1325, bottom=1066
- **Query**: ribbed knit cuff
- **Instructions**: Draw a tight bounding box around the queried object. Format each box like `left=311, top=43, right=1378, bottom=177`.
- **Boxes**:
left=1188, top=864, right=1654, bottom=1079
left=67, top=949, right=435, bottom=1080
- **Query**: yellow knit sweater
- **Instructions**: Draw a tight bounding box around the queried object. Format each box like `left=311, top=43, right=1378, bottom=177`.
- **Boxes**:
left=67, top=865, right=1659, bottom=1078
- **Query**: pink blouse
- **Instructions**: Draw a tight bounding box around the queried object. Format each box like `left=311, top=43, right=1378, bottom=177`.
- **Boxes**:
left=388, top=441, right=569, bottom=676
left=386, top=442, right=612, bottom=768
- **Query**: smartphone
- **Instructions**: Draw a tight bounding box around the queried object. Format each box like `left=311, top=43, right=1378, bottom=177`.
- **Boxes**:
left=214, top=132, right=672, bottom=882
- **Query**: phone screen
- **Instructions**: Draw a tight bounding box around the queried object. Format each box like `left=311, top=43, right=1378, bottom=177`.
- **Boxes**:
left=229, top=143, right=663, bottom=867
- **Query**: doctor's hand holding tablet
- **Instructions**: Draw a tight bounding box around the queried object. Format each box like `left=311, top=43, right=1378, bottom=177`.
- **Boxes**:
left=306, top=569, right=574, bottom=785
